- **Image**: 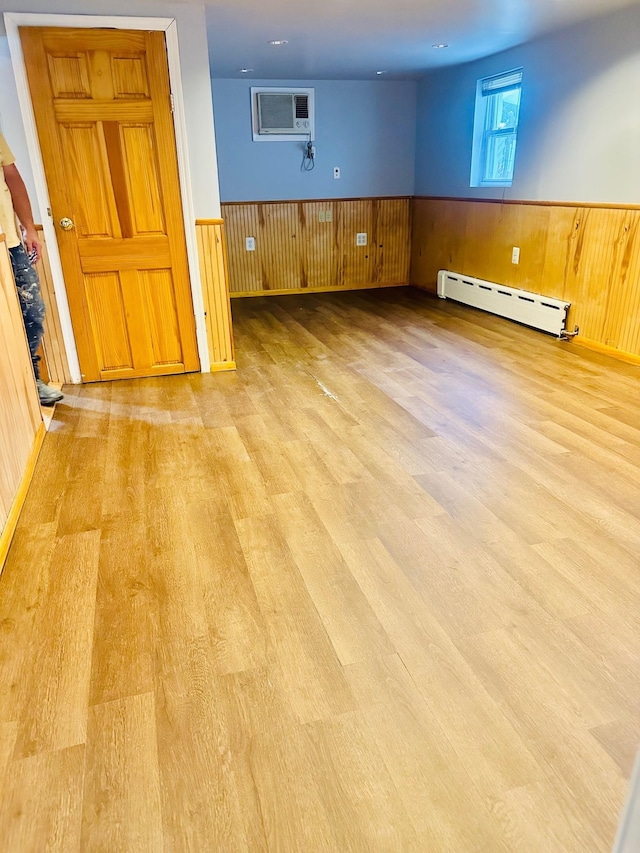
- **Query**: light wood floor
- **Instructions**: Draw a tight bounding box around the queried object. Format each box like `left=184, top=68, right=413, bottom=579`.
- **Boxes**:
left=1, top=287, right=639, bottom=851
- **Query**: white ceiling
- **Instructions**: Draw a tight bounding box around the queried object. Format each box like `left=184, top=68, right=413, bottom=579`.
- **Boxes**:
left=205, top=0, right=639, bottom=80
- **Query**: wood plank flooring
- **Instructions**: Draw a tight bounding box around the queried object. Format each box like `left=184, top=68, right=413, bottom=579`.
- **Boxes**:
left=1, top=286, right=639, bottom=851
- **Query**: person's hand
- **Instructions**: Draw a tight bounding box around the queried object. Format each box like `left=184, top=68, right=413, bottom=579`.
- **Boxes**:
left=23, top=228, right=42, bottom=264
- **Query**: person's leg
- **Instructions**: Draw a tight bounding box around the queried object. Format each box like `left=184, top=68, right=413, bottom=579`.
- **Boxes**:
left=9, top=243, right=45, bottom=378
left=9, top=244, right=62, bottom=404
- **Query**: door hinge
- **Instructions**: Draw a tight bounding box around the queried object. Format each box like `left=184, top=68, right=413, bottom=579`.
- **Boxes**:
left=170, top=93, right=175, bottom=114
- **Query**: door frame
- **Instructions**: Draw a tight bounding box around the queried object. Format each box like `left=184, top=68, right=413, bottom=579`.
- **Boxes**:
left=5, top=12, right=211, bottom=383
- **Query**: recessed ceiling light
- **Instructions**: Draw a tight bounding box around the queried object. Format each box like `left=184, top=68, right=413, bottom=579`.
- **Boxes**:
left=268, top=39, right=289, bottom=46
left=239, top=68, right=254, bottom=74
left=375, top=70, right=387, bottom=75
left=432, top=43, right=449, bottom=49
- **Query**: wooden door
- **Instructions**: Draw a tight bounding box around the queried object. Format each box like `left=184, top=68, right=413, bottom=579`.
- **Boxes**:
left=20, top=27, right=200, bottom=382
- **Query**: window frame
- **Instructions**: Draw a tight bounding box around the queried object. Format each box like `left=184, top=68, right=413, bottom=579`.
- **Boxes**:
left=470, top=68, right=523, bottom=188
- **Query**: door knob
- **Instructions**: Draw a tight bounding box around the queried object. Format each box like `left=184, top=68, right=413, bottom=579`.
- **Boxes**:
left=59, top=217, right=75, bottom=231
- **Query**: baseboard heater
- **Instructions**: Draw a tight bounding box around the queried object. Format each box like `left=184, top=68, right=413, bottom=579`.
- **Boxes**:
left=437, top=270, right=571, bottom=338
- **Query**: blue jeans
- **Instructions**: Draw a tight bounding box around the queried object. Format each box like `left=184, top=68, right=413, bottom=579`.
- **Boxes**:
left=10, top=244, right=46, bottom=381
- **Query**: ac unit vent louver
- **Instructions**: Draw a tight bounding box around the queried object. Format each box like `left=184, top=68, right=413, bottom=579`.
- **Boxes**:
left=295, top=95, right=309, bottom=119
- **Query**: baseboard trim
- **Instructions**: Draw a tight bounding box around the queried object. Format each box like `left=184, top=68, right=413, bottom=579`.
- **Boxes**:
left=410, top=282, right=437, bottom=295
left=571, top=337, right=640, bottom=366
left=210, top=360, right=237, bottom=373
left=230, top=281, right=408, bottom=299
left=0, top=421, right=46, bottom=575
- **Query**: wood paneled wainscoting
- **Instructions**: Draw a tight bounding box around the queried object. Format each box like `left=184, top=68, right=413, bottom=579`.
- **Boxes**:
left=195, top=219, right=235, bottom=371
left=411, top=196, right=640, bottom=363
left=0, top=236, right=45, bottom=572
left=222, top=198, right=411, bottom=297
left=35, top=224, right=72, bottom=385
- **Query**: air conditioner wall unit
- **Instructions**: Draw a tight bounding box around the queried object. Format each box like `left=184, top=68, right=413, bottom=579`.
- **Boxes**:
left=251, top=87, right=315, bottom=142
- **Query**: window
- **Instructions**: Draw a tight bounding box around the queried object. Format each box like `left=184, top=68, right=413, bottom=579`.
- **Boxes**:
left=471, top=69, right=523, bottom=187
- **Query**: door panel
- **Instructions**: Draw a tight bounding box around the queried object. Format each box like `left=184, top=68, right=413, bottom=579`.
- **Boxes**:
left=47, top=53, right=92, bottom=99
left=59, top=123, right=119, bottom=238
left=84, top=272, right=133, bottom=371
left=21, top=27, right=199, bottom=382
left=119, top=125, right=165, bottom=235
left=112, top=56, right=149, bottom=99
left=140, top=270, right=183, bottom=364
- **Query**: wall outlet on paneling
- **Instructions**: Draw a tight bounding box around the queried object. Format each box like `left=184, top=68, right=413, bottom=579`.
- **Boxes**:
left=333, top=167, right=341, bottom=179
left=356, top=232, right=368, bottom=246
left=318, top=210, right=326, bottom=223
left=512, top=246, right=520, bottom=264
left=246, top=236, right=256, bottom=251
left=325, top=209, right=333, bottom=222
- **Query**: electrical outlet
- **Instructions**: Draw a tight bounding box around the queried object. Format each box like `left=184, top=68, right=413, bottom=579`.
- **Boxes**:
left=246, top=236, right=256, bottom=251
left=356, top=232, right=367, bottom=246
left=318, top=210, right=326, bottom=223
left=512, top=246, right=521, bottom=264
left=333, top=167, right=341, bottom=180
left=325, top=209, right=333, bottom=223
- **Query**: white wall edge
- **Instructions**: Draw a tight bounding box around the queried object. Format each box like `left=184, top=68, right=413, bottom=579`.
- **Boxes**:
left=4, top=11, right=211, bottom=379
left=165, top=20, right=210, bottom=372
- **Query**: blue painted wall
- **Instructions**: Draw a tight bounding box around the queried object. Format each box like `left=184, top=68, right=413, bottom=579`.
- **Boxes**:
left=414, top=5, right=640, bottom=204
left=212, top=79, right=417, bottom=202
left=213, top=8, right=640, bottom=206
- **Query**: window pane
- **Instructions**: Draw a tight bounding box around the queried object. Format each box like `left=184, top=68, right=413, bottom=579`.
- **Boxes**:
left=486, top=88, right=521, bottom=132
left=483, top=132, right=518, bottom=182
